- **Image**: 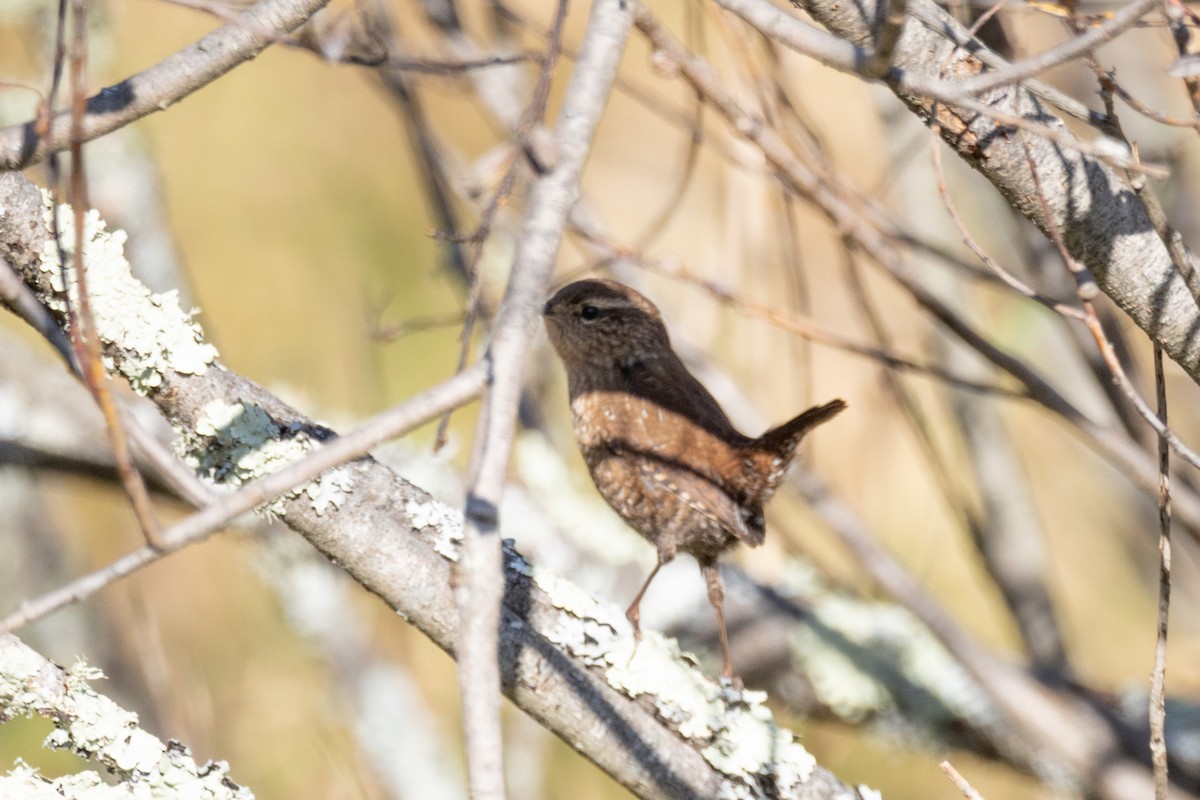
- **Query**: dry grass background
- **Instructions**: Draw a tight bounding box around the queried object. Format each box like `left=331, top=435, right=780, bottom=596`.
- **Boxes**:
left=2, top=0, right=1200, bottom=798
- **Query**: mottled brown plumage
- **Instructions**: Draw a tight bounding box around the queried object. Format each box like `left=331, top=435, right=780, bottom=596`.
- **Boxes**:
left=543, top=278, right=846, bottom=681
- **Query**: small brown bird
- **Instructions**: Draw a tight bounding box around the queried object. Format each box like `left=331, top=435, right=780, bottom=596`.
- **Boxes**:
left=543, top=278, right=846, bottom=681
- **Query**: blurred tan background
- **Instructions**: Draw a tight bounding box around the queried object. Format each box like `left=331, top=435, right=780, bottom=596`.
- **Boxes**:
left=2, top=0, right=1200, bottom=798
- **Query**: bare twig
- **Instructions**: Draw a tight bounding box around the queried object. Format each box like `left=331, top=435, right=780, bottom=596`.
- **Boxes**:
left=631, top=255, right=1025, bottom=398
left=929, top=127, right=1070, bottom=675
left=347, top=53, right=540, bottom=73
left=940, top=760, right=987, bottom=800
left=865, top=0, right=907, bottom=78
left=454, top=1, right=634, bottom=795
left=0, top=0, right=332, bottom=169
left=840, top=249, right=992, bottom=600
left=362, top=0, right=470, bottom=285
left=64, top=0, right=162, bottom=547
left=0, top=362, right=488, bottom=633
left=929, top=126, right=1083, bottom=320
left=1101, top=71, right=1200, bottom=131
left=707, top=0, right=1162, bottom=175
left=630, top=1, right=705, bottom=252
left=372, top=312, right=468, bottom=342
left=956, top=0, right=1160, bottom=94
left=434, top=0, right=570, bottom=451
left=1164, top=0, right=1200, bottom=114
left=1150, top=343, right=1172, bottom=800
left=1020, top=135, right=1200, bottom=473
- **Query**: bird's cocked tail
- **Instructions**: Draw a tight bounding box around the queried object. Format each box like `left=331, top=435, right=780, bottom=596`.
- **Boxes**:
left=743, top=398, right=847, bottom=500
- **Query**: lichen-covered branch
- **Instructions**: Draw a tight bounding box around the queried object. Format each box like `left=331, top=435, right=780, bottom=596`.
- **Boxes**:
left=0, top=633, right=253, bottom=799
left=774, top=0, right=1200, bottom=385
left=0, top=171, right=872, bottom=799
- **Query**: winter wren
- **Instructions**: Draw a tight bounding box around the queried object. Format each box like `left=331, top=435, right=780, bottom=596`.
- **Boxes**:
left=543, top=279, right=846, bottom=681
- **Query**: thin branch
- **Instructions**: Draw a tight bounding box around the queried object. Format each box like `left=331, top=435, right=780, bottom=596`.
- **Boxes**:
left=840, top=249, right=992, bottom=602
left=929, top=125, right=1083, bottom=319
left=1019, top=134, right=1200, bottom=472
left=956, top=0, right=1160, bottom=94
left=363, top=0, right=470, bottom=285
left=455, top=1, right=634, bottom=795
left=630, top=2, right=705, bottom=253
left=1151, top=343, right=1172, bottom=800
left=0, top=362, right=488, bottom=633
left=0, top=0, right=332, bottom=169
left=941, top=760, right=987, bottom=800
left=929, top=131, right=1071, bottom=675
left=630, top=254, right=1026, bottom=398
left=437, top=0, right=570, bottom=452
left=1101, top=71, right=1200, bottom=132
left=346, top=53, right=541, bottom=73
left=1164, top=0, right=1200, bottom=115
left=64, top=0, right=162, bottom=547
left=865, top=0, right=907, bottom=78
left=372, top=311, right=468, bottom=342
left=706, top=0, right=1161, bottom=175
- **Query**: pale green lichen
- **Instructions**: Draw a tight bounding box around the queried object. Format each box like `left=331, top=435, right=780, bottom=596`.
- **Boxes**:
left=180, top=398, right=353, bottom=516
left=792, top=620, right=887, bottom=723
left=789, top=575, right=989, bottom=732
left=531, top=568, right=828, bottom=796
left=37, top=194, right=218, bottom=393
left=404, top=496, right=464, bottom=560
left=533, top=564, right=626, bottom=667
left=0, top=637, right=253, bottom=799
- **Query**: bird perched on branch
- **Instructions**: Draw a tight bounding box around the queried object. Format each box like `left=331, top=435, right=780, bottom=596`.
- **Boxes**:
left=543, top=278, right=846, bottom=682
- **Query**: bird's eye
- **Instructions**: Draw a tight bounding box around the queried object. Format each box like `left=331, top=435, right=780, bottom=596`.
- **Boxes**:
left=580, top=305, right=600, bottom=322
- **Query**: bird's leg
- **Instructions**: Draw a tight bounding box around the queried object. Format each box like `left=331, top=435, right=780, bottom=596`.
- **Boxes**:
left=700, top=558, right=740, bottom=687
left=625, top=559, right=664, bottom=643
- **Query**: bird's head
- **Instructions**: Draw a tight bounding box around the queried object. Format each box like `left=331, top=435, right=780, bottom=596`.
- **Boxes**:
left=542, top=279, right=671, bottom=367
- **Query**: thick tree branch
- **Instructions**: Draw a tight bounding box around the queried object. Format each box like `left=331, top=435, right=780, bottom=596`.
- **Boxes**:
left=0, top=634, right=252, bottom=798
left=0, top=171, right=869, bottom=800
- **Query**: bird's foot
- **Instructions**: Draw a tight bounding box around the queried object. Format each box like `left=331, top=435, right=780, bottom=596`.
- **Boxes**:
left=624, top=616, right=644, bottom=668
left=718, top=672, right=747, bottom=701
left=625, top=638, right=643, bottom=669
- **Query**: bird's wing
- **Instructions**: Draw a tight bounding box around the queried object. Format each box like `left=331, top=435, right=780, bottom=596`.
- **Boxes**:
left=618, top=354, right=745, bottom=443
left=629, top=455, right=764, bottom=549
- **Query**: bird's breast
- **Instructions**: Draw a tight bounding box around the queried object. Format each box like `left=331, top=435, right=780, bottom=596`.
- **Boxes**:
left=569, top=389, right=740, bottom=486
